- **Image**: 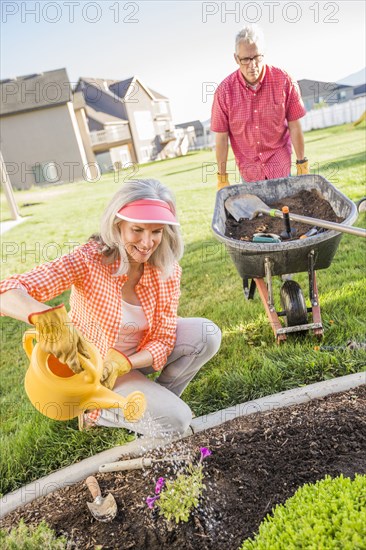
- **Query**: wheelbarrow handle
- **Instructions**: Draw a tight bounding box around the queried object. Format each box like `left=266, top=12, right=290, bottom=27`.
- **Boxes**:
left=270, top=209, right=366, bottom=238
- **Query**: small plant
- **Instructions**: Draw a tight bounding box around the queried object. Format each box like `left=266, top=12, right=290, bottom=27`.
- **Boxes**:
left=146, top=447, right=212, bottom=524
left=0, top=519, right=69, bottom=549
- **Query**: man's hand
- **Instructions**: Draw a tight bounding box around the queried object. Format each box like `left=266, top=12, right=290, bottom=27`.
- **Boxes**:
left=296, top=158, right=309, bottom=176
left=217, top=173, right=230, bottom=190
left=29, top=304, right=89, bottom=373
left=100, top=348, right=132, bottom=390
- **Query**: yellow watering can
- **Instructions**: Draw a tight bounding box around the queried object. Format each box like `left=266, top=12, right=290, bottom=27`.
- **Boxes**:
left=22, top=330, right=147, bottom=422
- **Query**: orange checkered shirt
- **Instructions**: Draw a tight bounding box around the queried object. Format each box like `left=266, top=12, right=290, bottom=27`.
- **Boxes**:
left=0, top=240, right=181, bottom=371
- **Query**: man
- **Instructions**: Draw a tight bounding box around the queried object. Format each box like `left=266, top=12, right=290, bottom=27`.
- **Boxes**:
left=211, top=25, right=309, bottom=190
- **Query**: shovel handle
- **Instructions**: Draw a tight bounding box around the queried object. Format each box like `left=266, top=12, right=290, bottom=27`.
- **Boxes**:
left=270, top=209, right=366, bottom=238
left=86, top=476, right=102, bottom=500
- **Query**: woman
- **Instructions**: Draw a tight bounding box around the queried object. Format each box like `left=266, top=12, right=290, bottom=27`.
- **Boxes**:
left=0, top=179, right=221, bottom=436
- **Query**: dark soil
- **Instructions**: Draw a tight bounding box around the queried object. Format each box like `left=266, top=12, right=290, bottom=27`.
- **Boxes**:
left=1, top=386, right=365, bottom=549
left=225, top=189, right=344, bottom=241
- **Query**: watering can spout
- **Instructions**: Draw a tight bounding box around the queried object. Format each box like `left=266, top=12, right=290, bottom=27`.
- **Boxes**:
left=82, top=386, right=146, bottom=423
left=22, top=330, right=146, bottom=422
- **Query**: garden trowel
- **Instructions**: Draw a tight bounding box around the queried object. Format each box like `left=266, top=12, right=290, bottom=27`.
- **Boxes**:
left=85, top=476, right=117, bottom=522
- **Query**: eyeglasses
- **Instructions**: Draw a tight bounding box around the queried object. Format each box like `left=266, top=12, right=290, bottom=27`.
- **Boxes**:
left=237, top=54, right=264, bottom=65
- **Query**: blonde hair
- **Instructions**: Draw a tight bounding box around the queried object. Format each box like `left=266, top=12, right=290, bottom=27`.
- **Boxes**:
left=95, top=179, right=184, bottom=278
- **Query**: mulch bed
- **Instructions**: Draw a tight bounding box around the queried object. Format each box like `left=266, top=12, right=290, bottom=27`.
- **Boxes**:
left=225, top=189, right=344, bottom=241
left=1, top=385, right=365, bottom=549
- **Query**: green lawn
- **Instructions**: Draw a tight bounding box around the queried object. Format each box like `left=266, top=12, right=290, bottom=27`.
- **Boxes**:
left=1, top=124, right=365, bottom=495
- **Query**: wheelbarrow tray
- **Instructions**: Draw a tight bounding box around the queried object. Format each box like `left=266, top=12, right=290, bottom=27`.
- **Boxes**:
left=212, top=175, right=358, bottom=278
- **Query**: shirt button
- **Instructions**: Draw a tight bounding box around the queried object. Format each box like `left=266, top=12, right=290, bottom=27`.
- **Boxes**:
left=259, top=152, right=262, bottom=155
left=257, top=141, right=260, bottom=144
left=255, top=126, right=258, bottom=129
left=254, top=110, right=257, bottom=113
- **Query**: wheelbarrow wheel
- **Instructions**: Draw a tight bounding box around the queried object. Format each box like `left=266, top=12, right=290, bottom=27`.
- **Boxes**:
left=357, top=197, right=366, bottom=213
left=280, top=280, right=308, bottom=327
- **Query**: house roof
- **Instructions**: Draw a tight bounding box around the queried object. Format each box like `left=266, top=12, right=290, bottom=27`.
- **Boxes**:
left=0, top=68, right=72, bottom=117
left=77, top=76, right=169, bottom=102
left=77, top=77, right=120, bottom=100
left=298, top=79, right=351, bottom=98
left=109, top=78, right=135, bottom=100
left=176, top=120, right=204, bottom=131
left=354, top=83, right=366, bottom=95
left=85, top=105, right=128, bottom=125
left=149, top=88, right=168, bottom=100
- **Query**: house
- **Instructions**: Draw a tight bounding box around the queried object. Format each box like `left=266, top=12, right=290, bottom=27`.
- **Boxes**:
left=74, top=76, right=177, bottom=171
left=353, top=83, right=366, bottom=97
left=176, top=120, right=204, bottom=138
left=298, top=79, right=354, bottom=111
left=175, top=119, right=214, bottom=150
left=0, top=68, right=99, bottom=189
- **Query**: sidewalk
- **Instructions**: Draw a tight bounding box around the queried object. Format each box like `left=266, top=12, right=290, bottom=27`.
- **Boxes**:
left=0, top=218, right=26, bottom=236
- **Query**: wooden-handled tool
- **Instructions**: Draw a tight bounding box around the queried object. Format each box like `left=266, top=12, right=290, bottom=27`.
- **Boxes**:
left=99, top=455, right=190, bottom=473
left=99, top=457, right=153, bottom=473
left=225, top=194, right=366, bottom=238
left=85, top=476, right=117, bottom=522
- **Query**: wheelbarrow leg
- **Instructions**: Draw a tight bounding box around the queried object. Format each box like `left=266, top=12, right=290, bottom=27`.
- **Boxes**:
left=254, top=258, right=287, bottom=344
left=308, top=251, right=323, bottom=339
left=243, top=277, right=256, bottom=300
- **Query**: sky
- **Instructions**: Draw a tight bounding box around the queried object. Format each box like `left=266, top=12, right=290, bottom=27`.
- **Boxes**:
left=1, top=1, right=365, bottom=123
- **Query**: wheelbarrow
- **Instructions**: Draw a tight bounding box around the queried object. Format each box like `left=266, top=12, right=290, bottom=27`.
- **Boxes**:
left=211, top=175, right=359, bottom=343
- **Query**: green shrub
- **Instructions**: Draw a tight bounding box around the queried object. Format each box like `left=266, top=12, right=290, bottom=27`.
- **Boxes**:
left=0, top=520, right=69, bottom=549
left=241, top=474, right=366, bottom=550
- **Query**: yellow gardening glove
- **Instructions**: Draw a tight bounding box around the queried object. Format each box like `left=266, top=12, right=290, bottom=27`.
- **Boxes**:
left=296, top=158, right=309, bottom=176
left=100, top=348, right=132, bottom=390
left=29, top=304, right=89, bottom=373
left=217, top=173, right=230, bottom=190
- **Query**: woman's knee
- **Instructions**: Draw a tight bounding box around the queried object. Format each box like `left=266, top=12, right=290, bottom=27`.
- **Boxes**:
left=157, top=400, right=192, bottom=435
left=202, top=319, right=222, bottom=358
left=176, top=317, right=222, bottom=357
left=170, top=402, right=192, bottom=434
left=193, top=318, right=222, bottom=359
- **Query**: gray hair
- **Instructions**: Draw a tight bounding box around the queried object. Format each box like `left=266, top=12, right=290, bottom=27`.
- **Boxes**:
left=235, top=24, right=265, bottom=54
left=97, top=179, right=184, bottom=279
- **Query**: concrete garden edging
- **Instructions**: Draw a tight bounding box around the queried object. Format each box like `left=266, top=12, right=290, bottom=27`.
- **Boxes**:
left=1, top=371, right=365, bottom=519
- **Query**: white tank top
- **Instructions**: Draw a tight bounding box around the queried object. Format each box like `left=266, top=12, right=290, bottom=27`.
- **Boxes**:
left=114, top=300, right=148, bottom=356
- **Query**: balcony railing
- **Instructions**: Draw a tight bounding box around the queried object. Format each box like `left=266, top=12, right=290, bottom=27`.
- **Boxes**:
left=90, top=125, right=131, bottom=146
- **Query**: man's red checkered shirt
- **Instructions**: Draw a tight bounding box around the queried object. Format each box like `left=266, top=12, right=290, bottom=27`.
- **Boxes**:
left=211, top=65, right=306, bottom=182
left=0, top=240, right=181, bottom=371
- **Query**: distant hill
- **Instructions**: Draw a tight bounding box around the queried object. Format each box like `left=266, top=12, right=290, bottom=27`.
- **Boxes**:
left=337, top=67, right=366, bottom=86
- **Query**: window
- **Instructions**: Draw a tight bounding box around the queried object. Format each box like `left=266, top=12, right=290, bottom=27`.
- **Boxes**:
left=32, top=161, right=60, bottom=185
left=134, top=111, right=155, bottom=140
left=140, top=146, right=152, bottom=163
left=157, top=101, right=168, bottom=114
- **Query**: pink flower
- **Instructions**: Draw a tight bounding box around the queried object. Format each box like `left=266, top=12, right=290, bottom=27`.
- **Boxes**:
left=155, top=477, right=165, bottom=494
left=146, top=495, right=159, bottom=509
left=200, top=447, right=212, bottom=460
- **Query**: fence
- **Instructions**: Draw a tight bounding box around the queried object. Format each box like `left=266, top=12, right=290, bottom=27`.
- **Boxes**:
left=300, top=96, right=366, bottom=132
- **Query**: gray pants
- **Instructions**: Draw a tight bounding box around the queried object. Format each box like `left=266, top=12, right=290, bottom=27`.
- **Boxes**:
left=96, top=318, right=221, bottom=436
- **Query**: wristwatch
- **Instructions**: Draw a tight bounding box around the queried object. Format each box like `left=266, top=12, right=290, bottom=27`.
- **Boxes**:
left=296, top=157, right=308, bottom=164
